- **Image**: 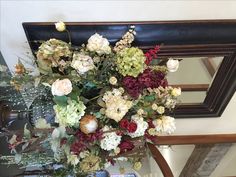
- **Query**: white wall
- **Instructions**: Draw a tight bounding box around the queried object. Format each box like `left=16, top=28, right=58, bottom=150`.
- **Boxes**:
left=0, top=0, right=236, bottom=135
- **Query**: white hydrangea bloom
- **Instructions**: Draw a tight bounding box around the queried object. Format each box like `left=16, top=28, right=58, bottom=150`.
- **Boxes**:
left=100, top=126, right=121, bottom=151
left=153, top=116, right=176, bottom=134
left=35, top=118, right=51, bottom=129
left=71, top=53, right=95, bottom=74
left=87, top=33, right=111, bottom=54
left=128, top=114, right=148, bottom=138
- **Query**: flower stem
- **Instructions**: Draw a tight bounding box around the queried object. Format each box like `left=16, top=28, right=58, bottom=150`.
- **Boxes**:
left=66, top=29, right=72, bottom=45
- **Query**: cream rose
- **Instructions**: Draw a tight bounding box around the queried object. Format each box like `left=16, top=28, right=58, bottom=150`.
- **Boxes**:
left=55, top=21, right=66, bottom=32
left=109, top=76, right=117, bottom=85
left=51, top=78, right=72, bottom=96
left=156, top=106, right=165, bottom=114
left=71, top=53, right=95, bottom=74
left=167, top=58, right=179, bottom=72
left=87, top=33, right=111, bottom=54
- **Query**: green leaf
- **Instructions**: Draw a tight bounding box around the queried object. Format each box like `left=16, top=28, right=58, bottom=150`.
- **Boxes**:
left=144, top=95, right=155, bottom=102
left=53, top=96, right=68, bottom=106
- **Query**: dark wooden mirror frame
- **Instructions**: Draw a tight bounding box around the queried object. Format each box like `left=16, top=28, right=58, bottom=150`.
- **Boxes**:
left=22, top=20, right=236, bottom=118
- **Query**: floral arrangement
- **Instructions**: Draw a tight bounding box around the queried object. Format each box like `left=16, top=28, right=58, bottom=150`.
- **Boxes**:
left=0, top=22, right=181, bottom=176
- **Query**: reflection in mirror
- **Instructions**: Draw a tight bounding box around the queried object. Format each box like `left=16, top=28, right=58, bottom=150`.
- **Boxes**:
left=163, top=56, right=224, bottom=104
left=148, top=143, right=236, bottom=177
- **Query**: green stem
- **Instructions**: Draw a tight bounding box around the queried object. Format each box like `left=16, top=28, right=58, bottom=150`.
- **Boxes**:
left=66, top=29, right=72, bottom=45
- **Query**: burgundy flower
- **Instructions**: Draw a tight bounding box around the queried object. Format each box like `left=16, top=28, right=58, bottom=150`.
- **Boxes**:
left=70, top=140, right=87, bottom=155
left=122, top=76, right=142, bottom=98
left=119, top=119, right=130, bottom=129
left=118, top=140, right=135, bottom=153
left=60, top=138, right=67, bottom=147
left=127, top=122, right=137, bottom=133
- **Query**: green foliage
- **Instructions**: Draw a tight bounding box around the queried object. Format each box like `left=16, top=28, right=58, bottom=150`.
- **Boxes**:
left=53, top=96, right=68, bottom=106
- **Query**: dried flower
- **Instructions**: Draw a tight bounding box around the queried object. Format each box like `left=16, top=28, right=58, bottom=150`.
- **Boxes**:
left=15, top=63, right=26, bottom=75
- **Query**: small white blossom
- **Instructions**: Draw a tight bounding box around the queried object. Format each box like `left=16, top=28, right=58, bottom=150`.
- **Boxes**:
left=109, top=76, right=117, bottom=85
left=156, top=106, right=165, bottom=114
left=55, top=21, right=66, bottom=32
left=100, top=126, right=121, bottom=151
left=67, top=153, right=79, bottom=166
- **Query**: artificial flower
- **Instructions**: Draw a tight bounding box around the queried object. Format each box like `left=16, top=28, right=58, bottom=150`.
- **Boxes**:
left=79, top=115, right=98, bottom=134
left=67, top=153, right=79, bottom=166
left=156, top=106, right=165, bottom=114
left=37, top=39, right=72, bottom=67
left=153, top=116, right=176, bottom=134
left=116, top=47, right=146, bottom=77
left=55, top=21, right=66, bottom=32
left=109, top=76, right=117, bottom=85
left=128, top=115, right=148, bottom=138
left=119, top=119, right=129, bottom=129
left=35, top=118, right=51, bottom=129
left=166, top=58, right=179, bottom=72
left=51, top=78, right=72, bottom=96
left=71, top=53, right=95, bottom=74
left=133, top=161, right=142, bottom=171
left=127, top=122, right=137, bottom=133
left=80, top=154, right=101, bottom=173
left=87, top=33, right=111, bottom=54
left=100, top=126, right=121, bottom=151
left=54, top=99, right=86, bottom=127
left=118, top=140, right=135, bottom=153
left=114, top=26, right=136, bottom=52
left=103, top=89, right=132, bottom=122
left=171, top=87, right=181, bottom=97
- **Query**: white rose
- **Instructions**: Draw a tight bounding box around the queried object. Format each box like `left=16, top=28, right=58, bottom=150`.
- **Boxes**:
left=51, top=79, right=72, bottom=96
left=151, top=103, right=158, bottom=110
left=55, top=21, right=66, bottom=32
left=109, top=76, right=117, bottom=85
left=71, top=53, right=95, bottom=74
left=171, top=87, right=181, bottom=97
left=156, top=106, right=165, bottom=114
left=87, top=33, right=111, bottom=54
left=167, top=58, right=179, bottom=72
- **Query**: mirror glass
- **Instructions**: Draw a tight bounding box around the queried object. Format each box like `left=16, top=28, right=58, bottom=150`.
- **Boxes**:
left=147, top=143, right=236, bottom=177
left=164, top=56, right=224, bottom=104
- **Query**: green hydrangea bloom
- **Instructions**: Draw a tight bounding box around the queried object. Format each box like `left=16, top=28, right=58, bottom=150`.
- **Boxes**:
left=116, top=47, right=146, bottom=77
left=54, top=99, right=86, bottom=127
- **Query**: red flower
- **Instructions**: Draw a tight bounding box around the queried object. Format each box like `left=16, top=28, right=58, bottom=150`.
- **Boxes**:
left=119, top=119, right=130, bottom=129
left=145, top=45, right=160, bottom=65
left=128, top=122, right=137, bottom=133
left=119, top=140, right=135, bottom=153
